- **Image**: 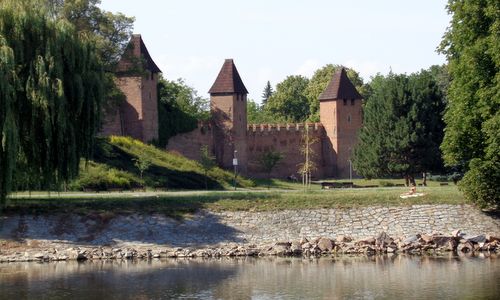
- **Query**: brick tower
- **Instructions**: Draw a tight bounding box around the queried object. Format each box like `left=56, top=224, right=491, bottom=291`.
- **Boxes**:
left=102, top=34, right=161, bottom=143
left=209, top=59, right=248, bottom=173
left=319, top=68, right=363, bottom=178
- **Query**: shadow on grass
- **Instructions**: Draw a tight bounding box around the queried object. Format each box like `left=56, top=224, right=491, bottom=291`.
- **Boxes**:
left=0, top=193, right=279, bottom=247
left=93, top=139, right=224, bottom=190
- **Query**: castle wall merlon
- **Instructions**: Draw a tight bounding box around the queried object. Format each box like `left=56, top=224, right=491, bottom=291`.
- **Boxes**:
left=247, top=122, right=324, bottom=133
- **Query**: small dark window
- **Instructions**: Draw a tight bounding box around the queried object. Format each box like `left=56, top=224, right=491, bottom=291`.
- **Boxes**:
left=347, top=115, right=351, bottom=123
left=351, top=99, right=355, bottom=105
left=343, top=99, right=347, bottom=105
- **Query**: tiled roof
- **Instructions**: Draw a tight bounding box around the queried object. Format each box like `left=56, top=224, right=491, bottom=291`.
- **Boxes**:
left=209, top=59, right=248, bottom=94
left=319, top=68, right=362, bottom=100
left=116, top=34, right=161, bottom=73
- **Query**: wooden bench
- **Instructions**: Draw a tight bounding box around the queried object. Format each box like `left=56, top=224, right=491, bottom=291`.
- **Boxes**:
left=321, top=182, right=354, bottom=189
left=439, top=182, right=449, bottom=186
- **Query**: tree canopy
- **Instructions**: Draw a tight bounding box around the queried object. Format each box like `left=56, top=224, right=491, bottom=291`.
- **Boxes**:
left=0, top=0, right=104, bottom=205
left=157, top=76, right=210, bottom=147
left=352, top=70, right=446, bottom=184
left=438, top=0, right=500, bottom=207
left=46, top=0, right=135, bottom=69
left=264, top=75, right=310, bottom=123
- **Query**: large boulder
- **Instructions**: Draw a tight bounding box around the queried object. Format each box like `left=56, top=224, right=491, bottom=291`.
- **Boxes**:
left=317, top=238, right=334, bottom=252
left=376, top=232, right=394, bottom=247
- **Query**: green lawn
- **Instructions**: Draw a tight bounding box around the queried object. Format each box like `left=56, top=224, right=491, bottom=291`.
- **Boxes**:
left=4, top=185, right=467, bottom=218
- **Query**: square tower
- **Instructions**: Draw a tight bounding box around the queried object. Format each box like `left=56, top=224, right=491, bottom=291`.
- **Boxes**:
left=319, top=68, right=363, bottom=178
left=102, top=34, right=161, bottom=143
left=209, top=59, right=248, bottom=173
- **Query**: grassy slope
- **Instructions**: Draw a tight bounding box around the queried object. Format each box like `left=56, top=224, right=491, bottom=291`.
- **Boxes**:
left=73, top=136, right=254, bottom=190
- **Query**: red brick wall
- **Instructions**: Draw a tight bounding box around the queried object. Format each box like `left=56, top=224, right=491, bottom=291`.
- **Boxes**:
left=335, top=98, right=362, bottom=178
left=319, top=100, right=338, bottom=177
left=166, top=123, right=214, bottom=162
left=141, top=72, right=159, bottom=142
left=246, top=123, right=325, bottom=179
left=320, top=98, right=362, bottom=178
left=100, top=106, right=122, bottom=137
left=211, top=93, right=248, bottom=173
left=103, top=74, right=158, bottom=143
left=115, top=76, right=143, bottom=141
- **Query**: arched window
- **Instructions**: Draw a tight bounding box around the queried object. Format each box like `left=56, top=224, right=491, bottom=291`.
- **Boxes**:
left=347, top=114, right=351, bottom=123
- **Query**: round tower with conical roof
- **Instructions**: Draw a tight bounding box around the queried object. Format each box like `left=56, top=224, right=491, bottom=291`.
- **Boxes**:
left=209, top=59, right=248, bottom=173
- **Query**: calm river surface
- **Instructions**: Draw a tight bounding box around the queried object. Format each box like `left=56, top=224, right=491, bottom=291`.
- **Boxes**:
left=1, top=254, right=499, bottom=299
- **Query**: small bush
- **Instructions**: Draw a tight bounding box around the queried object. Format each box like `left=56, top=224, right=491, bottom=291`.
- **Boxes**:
left=459, top=158, right=500, bottom=209
left=69, top=161, right=142, bottom=191
left=378, top=180, right=396, bottom=187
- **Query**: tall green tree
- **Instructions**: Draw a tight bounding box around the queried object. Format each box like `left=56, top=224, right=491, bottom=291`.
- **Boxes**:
left=0, top=0, right=104, bottom=205
left=438, top=0, right=500, bottom=207
left=352, top=70, right=446, bottom=184
left=247, top=99, right=274, bottom=124
left=46, top=0, right=134, bottom=69
left=304, top=64, right=365, bottom=121
left=265, top=75, right=310, bottom=122
left=157, top=76, right=210, bottom=147
left=44, top=0, right=135, bottom=125
left=261, top=81, right=274, bottom=105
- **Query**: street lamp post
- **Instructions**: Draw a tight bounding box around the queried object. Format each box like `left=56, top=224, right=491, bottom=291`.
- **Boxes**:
left=348, top=159, right=352, bottom=181
left=233, top=150, right=238, bottom=190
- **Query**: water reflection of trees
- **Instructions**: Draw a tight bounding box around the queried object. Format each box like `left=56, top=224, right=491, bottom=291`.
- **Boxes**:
left=1, top=255, right=499, bottom=299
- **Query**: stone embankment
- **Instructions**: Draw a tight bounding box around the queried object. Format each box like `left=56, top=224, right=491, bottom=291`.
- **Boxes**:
left=1, top=204, right=499, bottom=262
left=1, top=231, right=499, bottom=263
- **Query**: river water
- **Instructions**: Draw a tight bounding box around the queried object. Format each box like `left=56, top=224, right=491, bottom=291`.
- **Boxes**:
left=1, top=254, right=499, bottom=299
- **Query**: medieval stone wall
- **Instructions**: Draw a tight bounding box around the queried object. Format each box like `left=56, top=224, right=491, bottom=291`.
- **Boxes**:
left=141, top=72, right=159, bottom=142
left=115, top=76, right=144, bottom=141
left=246, top=123, right=325, bottom=179
left=101, top=74, right=159, bottom=143
left=100, top=106, right=122, bottom=137
left=166, top=123, right=214, bottom=162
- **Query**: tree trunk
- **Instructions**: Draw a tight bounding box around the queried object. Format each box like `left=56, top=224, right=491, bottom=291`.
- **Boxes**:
left=422, top=172, right=427, bottom=186
left=404, top=175, right=410, bottom=187
left=409, top=175, right=416, bottom=187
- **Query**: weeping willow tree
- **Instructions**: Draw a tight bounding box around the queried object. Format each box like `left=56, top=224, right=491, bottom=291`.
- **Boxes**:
left=0, top=0, right=104, bottom=206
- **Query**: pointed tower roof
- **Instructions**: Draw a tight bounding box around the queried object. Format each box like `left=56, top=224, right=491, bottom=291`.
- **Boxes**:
left=319, top=68, right=362, bottom=100
left=209, top=59, right=248, bottom=94
left=116, top=34, right=161, bottom=73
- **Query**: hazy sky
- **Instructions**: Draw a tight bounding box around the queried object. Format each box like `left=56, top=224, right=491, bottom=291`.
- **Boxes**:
left=99, top=0, right=451, bottom=102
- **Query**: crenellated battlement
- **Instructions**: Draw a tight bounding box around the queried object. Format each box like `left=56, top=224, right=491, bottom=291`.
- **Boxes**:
left=247, top=123, right=323, bottom=134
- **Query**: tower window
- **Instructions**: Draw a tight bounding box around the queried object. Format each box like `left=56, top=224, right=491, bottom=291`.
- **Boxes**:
left=343, top=99, right=347, bottom=105
left=347, top=114, right=351, bottom=123
left=351, top=99, right=355, bottom=105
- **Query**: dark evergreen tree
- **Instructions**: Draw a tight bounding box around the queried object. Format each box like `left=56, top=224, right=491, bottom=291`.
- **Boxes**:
left=352, top=70, right=445, bottom=184
left=261, top=81, right=274, bottom=105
